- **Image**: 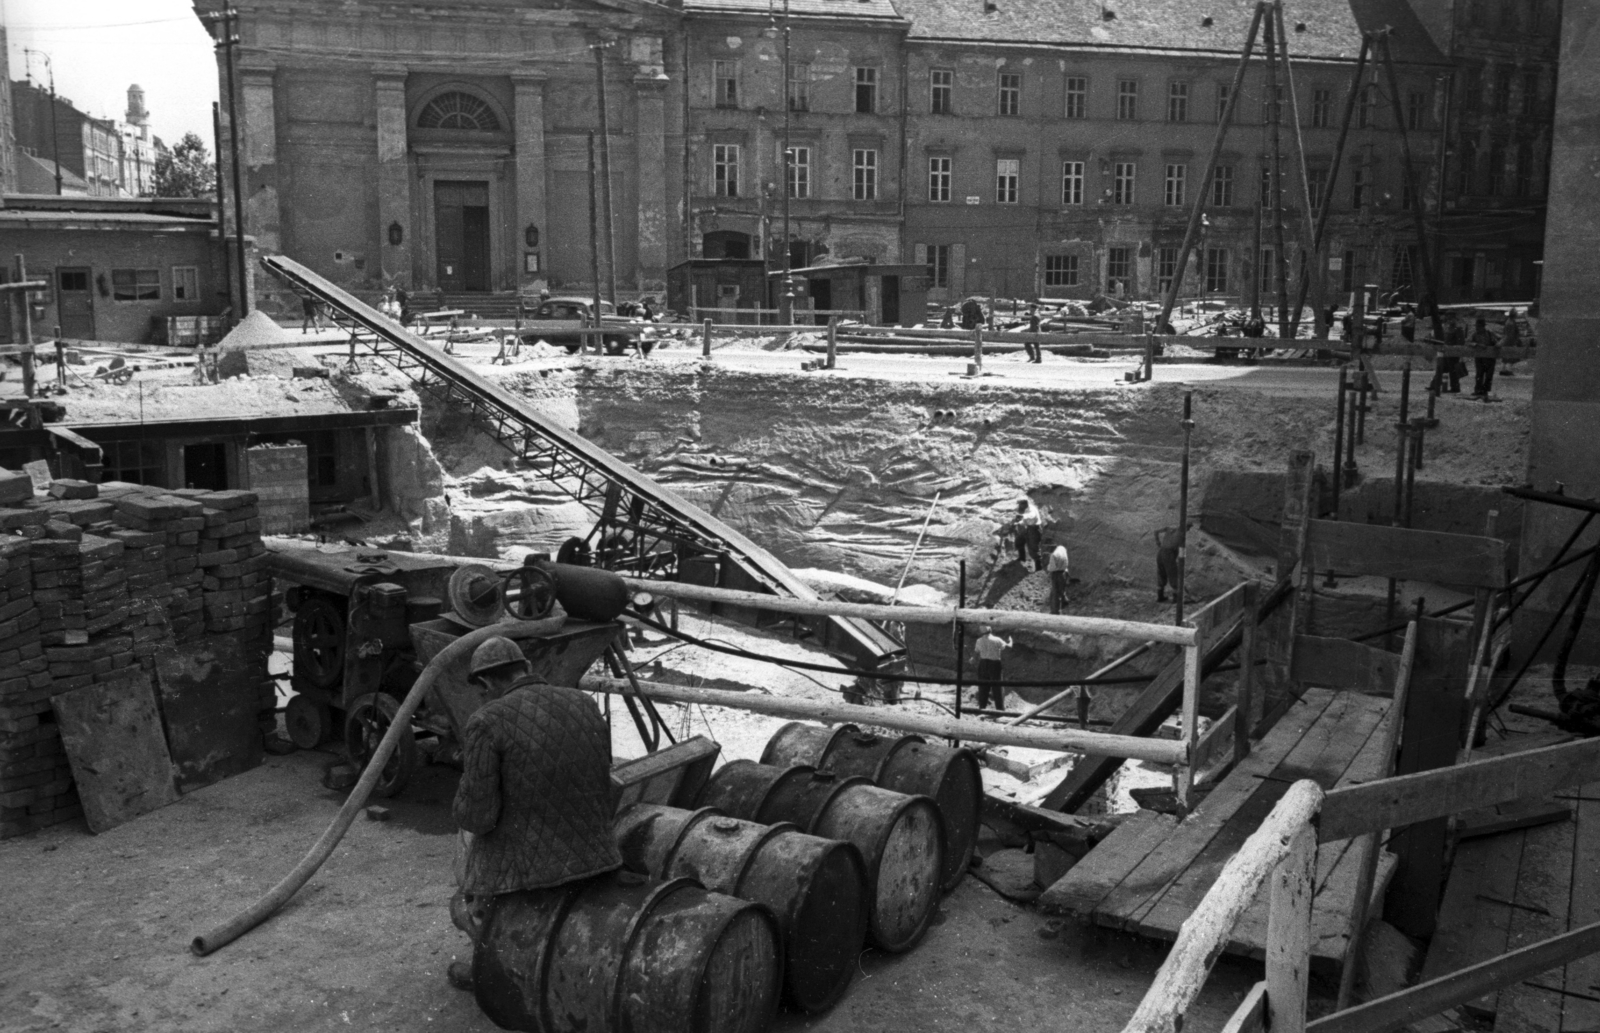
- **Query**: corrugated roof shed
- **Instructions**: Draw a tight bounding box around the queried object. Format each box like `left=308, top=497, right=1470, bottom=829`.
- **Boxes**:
left=891, top=0, right=1447, bottom=64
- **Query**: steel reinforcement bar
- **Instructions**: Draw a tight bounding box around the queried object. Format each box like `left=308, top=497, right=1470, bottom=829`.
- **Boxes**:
left=260, top=254, right=901, bottom=667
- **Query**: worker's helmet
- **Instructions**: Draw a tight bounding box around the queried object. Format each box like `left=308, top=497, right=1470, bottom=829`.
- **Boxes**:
left=469, top=637, right=528, bottom=684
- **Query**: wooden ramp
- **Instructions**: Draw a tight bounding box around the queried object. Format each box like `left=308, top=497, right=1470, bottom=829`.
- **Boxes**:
left=1041, top=688, right=1395, bottom=970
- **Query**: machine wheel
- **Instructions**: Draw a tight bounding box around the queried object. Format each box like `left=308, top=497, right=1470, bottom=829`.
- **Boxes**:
left=344, top=692, right=418, bottom=798
left=284, top=694, right=332, bottom=749
left=604, top=336, right=627, bottom=356
left=293, top=595, right=347, bottom=690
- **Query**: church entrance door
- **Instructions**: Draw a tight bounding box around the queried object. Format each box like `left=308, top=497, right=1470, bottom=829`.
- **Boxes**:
left=434, top=181, right=491, bottom=291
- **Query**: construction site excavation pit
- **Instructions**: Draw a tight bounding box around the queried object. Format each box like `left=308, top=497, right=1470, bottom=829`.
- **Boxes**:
left=379, top=348, right=1530, bottom=806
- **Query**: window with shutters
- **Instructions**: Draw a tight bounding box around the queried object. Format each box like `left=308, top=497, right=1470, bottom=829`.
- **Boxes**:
left=1044, top=254, right=1079, bottom=287
left=1061, top=161, right=1084, bottom=205
left=928, top=156, right=951, bottom=202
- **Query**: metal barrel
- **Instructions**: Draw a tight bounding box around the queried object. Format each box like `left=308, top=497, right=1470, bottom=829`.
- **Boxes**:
left=762, top=724, right=982, bottom=893
left=473, top=870, right=783, bottom=1033
left=698, top=763, right=944, bottom=954
left=614, top=804, right=870, bottom=1013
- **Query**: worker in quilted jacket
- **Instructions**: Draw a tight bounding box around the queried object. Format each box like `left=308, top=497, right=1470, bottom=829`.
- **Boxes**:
left=446, top=636, right=622, bottom=991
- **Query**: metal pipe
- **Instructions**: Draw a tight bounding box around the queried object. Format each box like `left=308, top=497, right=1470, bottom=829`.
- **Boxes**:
left=588, top=133, right=603, bottom=354
left=1175, top=391, right=1195, bottom=624
left=1344, top=372, right=1359, bottom=488
left=1332, top=366, right=1347, bottom=511
left=1499, top=561, right=1595, bottom=709
left=191, top=618, right=562, bottom=955
left=954, top=558, right=966, bottom=743
left=1265, top=12, right=1290, bottom=339
left=593, top=43, right=617, bottom=305
left=1504, top=486, right=1600, bottom=516
left=211, top=101, right=232, bottom=317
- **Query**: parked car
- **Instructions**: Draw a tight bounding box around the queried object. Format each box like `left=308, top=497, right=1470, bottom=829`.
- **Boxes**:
left=519, top=297, right=651, bottom=355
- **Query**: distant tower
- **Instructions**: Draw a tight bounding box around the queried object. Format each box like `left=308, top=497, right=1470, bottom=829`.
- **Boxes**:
left=122, top=84, right=154, bottom=196
left=126, top=84, right=149, bottom=140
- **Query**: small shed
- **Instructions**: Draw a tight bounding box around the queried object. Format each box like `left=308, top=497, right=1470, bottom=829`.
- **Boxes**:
left=784, top=263, right=929, bottom=327
left=666, top=259, right=770, bottom=324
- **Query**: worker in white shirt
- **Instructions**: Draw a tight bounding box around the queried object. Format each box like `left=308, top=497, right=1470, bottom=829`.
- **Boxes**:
left=973, top=626, right=1011, bottom=712
left=1008, top=499, right=1043, bottom=571
left=1046, top=542, right=1070, bottom=614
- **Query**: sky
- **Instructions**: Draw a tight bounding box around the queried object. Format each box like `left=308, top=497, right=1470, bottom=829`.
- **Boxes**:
left=5, top=0, right=218, bottom=147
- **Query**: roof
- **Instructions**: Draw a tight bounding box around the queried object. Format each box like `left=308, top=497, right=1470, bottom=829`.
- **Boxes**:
left=895, top=0, right=1447, bottom=64
left=684, top=0, right=907, bottom=25
left=18, top=153, right=89, bottom=196
left=0, top=209, right=215, bottom=231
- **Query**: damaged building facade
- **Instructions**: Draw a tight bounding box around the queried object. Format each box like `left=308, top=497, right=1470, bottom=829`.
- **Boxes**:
left=200, top=0, right=1451, bottom=312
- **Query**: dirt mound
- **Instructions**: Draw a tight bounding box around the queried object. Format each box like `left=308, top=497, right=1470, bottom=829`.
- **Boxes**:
left=216, top=309, right=297, bottom=349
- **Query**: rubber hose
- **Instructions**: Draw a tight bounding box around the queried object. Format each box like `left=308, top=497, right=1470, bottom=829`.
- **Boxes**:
left=189, top=617, right=564, bottom=956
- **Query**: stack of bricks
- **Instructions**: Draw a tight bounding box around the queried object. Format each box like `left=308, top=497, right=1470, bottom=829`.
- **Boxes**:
left=0, top=476, right=277, bottom=840
left=0, top=534, right=76, bottom=839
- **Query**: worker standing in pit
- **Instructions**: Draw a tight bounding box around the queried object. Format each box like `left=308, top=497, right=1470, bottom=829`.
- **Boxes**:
left=973, top=626, right=1011, bottom=713
left=446, top=637, right=622, bottom=991
left=1046, top=541, right=1070, bottom=615
left=1007, top=499, right=1044, bottom=571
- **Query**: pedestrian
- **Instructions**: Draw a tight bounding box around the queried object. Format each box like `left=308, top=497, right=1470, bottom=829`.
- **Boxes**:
left=300, top=295, right=323, bottom=333
left=1008, top=499, right=1043, bottom=570
left=1024, top=305, right=1042, bottom=363
left=1500, top=308, right=1521, bottom=375
left=1400, top=310, right=1416, bottom=343
left=640, top=296, right=657, bottom=322
left=395, top=285, right=413, bottom=327
left=941, top=307, right=955, bottom=329
left=973, top=626, right=1011, bottom=712
left=1046, top=541, right=1070, bottom=615
left=1438, top=313, right=1466, bottom=393
left=1469, top=316, right=1497, bottom=398
left=447, top=637, right=623, bottom=992
left=959, top=297, right=984, bottom=330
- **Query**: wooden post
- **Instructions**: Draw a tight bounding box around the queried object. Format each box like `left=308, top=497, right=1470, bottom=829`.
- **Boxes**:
left=1264, top=10, right=1291, bottom=340
left=1280, top=450, right=1316, bottom=679
left=1235, top=581, right=1261, bottom=764
left=1267, top=822, right=1316, bottom=1033
left=14, top=255, right=34, bottom=398
left=701, top=318, right=712, bottom=358
left=973, top=324, right=984, bottom=371
left=1175, top=391, right=1195, bottom=624
left=1331, top=369, right=1346, bottom=512
left=1144, top=334, right=1156, bottom=381
left=1177, top=641, right=1202, bottom=811
left=587, top=132, right=603, bottom=353
left=826, top=317, right=837, bottom=369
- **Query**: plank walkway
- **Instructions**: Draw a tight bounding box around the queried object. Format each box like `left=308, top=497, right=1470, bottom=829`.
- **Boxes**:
left=1041, top=688, right=1394, bottom=971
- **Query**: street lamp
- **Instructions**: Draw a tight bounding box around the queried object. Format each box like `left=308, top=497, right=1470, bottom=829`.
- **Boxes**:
left=23, top=50, right=62, bottom=195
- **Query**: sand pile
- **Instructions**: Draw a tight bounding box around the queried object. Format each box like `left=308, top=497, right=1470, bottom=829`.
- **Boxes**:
left=216, top=310, right=297, bottom=350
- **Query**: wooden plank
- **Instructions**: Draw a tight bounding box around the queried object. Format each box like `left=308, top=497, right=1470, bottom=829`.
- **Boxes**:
left=1472, top=730, right=1578, bottom=759
left=1178, top=644, right=1203, bottom=811
left=1092, top=692, right=1334, bottom=930
left=1382, top=617, right=1473, bottom=939
left=1457, top=798, right=1572, bottom=840
left=153, top=637, right=267, bottom=793
left=1135, top=693, right=1386, bottom=938
left=51, top=673, right=180, bottom=834
left=1220, top=982, right=1267, bottom=1033
left=1037, top=811, right=1177, bottom=916
left=1041, top=647, right=1184, bottom=812
left=1492, top=809, right=1575, bottom=1033
left=1291, top=635, right=1402, bottom=694
left=1306, top=918, right=1600, bottom=1033
left=1306, top=520, right=1508, bottom=589
left=1432, top=832, right=1529, bottom=1020
left=610, top=736, right=721, bottom=811
left=1192, top=706, right=1239, bottom=777
left=1267, top=825, right=1316, bottom=1033
left=1237, top=582, right=1262, bottom=766
left=1187, top=582, right=1250, bottom=650
left=1562, top=783, right=1600, bottom=1033
left=1321, top=737, right=1600, bottom=843
left=1277, top=451, right=1316, bottom=586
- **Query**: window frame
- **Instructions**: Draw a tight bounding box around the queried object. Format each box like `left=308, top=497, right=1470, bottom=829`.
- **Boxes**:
left=1112, top=161, right=1136, bottom=205
left=786, top=145, right=811, bottom=199
left=1043, top=253, right=1080, bottom=288
left=1156, top=247, right=1178, bottom=293
left=1311, top=88, right=1332, bottom=128
left=171, top=265, right=201, bottom=304
left=1167, top=80, right=1188, bottom=122
left=927, top=243, right=951, bottom=288
left=1061, top=160, right=1084, bottom=206
left=1106, top=245, right=1131, bottom=291
left=1215, top=82, right=1233, bottom=123
left=998, top=72, right=1022, bottom=116
left=995, top=157, right=1020, bottom=204
left=853, top=148, right=879, bottom=201
left=111, top=267, right=161, bottom=302
left=787, top=62, right=810, bottom=112
left=930, top=68, right=954, bottom=114
left=1163, top=163, right=1186, bottom=207
left=1204, top=247, right=1229, bottom=293
left=712, top=143, right=740, bottom=197
left=1351, top=162, right=1368, bottom=208
left=1116, top=79, right=1139, bottom=120
left=1064, top=76, right=1087, bottom=119
left=1211, top=164, right=1235, bottom=207
left=1522, top=71, right=1540, bottom=116
left=854, top=67, right=879, bottom=114
left=928, top=155, right=952, bottom=202
left=713, top=60, right=739, bottom=109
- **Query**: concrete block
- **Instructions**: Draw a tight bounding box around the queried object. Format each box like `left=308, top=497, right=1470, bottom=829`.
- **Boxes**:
left=0, top=508, right=47, bottom=531
left=47, top=480, right=97, bottom=501
left=0, top=470, right=34, bottom=506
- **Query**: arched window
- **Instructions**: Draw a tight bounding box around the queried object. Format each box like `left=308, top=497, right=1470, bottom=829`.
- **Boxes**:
left=417, top=92, right=500, bottom=131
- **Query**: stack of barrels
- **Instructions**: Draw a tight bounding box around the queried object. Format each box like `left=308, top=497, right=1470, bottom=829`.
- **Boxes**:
left=467, top=722, right=982, bottom=1033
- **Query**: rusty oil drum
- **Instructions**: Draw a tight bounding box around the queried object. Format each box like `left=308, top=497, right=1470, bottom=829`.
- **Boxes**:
left=697, top=760, right=944, bottom=953
left=472, top=870, right=782, bottom=1033
left=613, top=803, right=869, bottom=1013
left=761, top=722, right=982, bottom=892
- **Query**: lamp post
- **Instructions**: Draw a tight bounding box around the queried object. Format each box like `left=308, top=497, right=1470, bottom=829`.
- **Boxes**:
left=205, top=7, right=249, bottom=321
left=24, top=50, right=63, bottom=196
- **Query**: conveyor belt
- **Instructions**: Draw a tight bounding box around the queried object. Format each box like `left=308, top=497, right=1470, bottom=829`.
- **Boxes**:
left=261, top=255, right=902, bottom=668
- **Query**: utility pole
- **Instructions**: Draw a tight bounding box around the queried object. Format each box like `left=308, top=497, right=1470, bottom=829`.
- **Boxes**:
left=1264, top=11, right=1290, bottom=339
left=588, top=133, right=604, bottom=355
left=211, top=102, right=233, bottom=315
left=212, top=7, right=248, bottom=321
left=25, top=51, right=63, bottom=195
left=779, top=0, right=794, bottom=325
left=593, top=42, right=618, bottom=306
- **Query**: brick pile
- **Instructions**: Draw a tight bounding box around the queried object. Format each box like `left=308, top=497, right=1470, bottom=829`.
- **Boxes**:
left=0, top=477, right=276, bottom=840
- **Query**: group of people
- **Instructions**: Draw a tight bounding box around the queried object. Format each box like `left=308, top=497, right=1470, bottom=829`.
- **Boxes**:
left=1428, top=309, right=1525, bottom=400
